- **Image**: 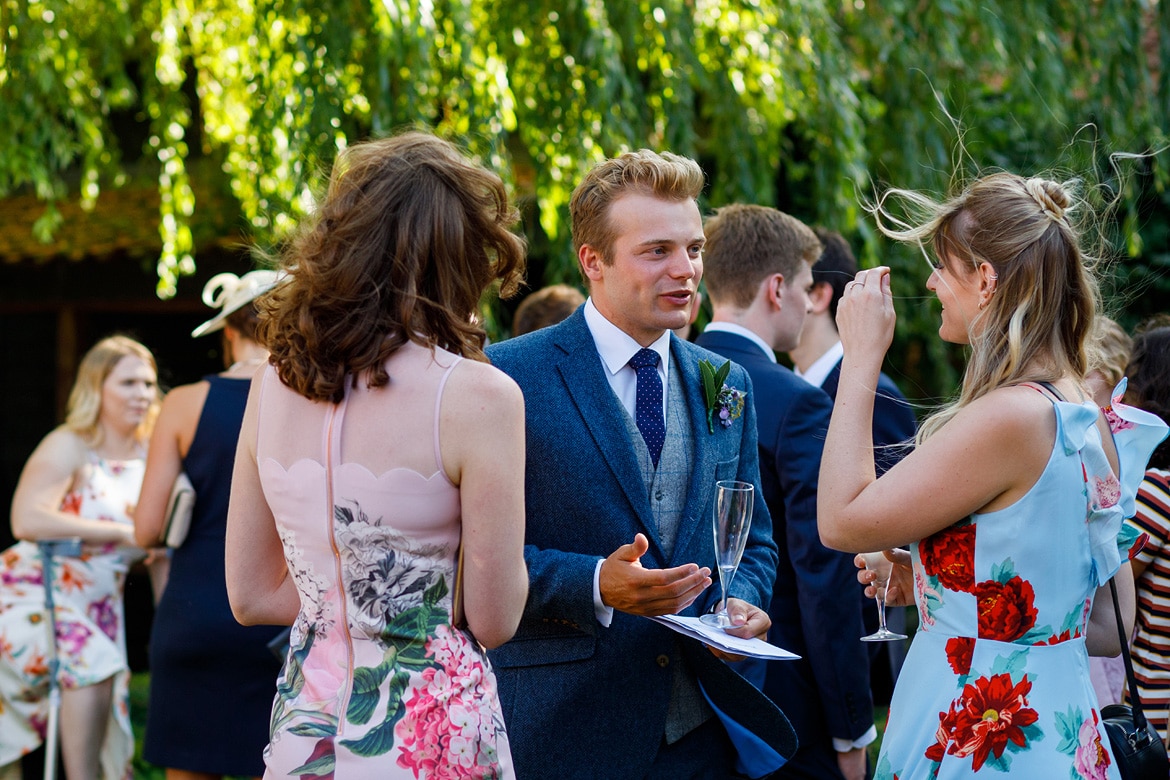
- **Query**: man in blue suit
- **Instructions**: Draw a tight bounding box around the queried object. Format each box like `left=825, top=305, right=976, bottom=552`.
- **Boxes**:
left=788, top=228, right=918, bottom=701
left=696, top=205, right=875, bottom=780
left=487, top=151, right=795, bottom=779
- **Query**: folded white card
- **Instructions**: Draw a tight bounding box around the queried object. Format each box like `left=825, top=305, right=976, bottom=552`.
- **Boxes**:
left=646, top=614, right=800, bottom=660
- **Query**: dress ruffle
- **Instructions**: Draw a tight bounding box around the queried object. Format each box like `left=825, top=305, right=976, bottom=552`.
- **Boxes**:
left=1059, top=379, right=1169, bottom=587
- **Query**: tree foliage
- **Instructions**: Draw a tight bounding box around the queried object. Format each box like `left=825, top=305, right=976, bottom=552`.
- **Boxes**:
left=2, top=0, right=1168, bottom=398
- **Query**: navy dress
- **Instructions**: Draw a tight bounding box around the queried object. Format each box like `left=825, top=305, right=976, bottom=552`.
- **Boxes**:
left=144, top=375, right=284, bottom=775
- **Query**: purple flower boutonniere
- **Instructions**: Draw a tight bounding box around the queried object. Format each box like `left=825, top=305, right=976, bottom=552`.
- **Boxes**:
left=699, top=359, right=746, bottom=434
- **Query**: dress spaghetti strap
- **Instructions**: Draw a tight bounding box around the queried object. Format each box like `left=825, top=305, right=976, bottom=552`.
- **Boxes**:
left=432, top=355, right=463, bottom=482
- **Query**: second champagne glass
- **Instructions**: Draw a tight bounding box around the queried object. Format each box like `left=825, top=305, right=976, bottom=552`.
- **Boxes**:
left=859, top=551, right=907, bottom=642
left=700, top=480, right=754, bottom=629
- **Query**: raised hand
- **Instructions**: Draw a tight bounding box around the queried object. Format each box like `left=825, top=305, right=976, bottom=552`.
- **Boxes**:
left=855, top=548, right=914, bottom=607
left=599, top=533, right=712, bottom=616
left=836, top=267, right=896, bottom=368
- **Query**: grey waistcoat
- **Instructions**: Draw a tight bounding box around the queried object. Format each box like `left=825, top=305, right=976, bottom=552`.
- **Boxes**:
left=622, top=364, right=710, bottom=743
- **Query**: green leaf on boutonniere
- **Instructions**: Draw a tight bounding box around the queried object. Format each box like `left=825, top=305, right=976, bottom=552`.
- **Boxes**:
left=700, top=358, right=732, bottom=434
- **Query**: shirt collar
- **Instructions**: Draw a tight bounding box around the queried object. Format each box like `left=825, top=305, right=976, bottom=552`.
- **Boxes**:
left=797, top=339, right=844, bottom=387
left=703, top=321, right=776, bottom=363
left=584, top=297, right=671, bottom=376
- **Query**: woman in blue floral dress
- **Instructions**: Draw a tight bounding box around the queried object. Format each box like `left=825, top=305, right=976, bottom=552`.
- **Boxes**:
left=818, top=173, right=1169, bottom=778
left=1, top=336, right=160, bottom=780
left=224, top=131, right=529, bottom=779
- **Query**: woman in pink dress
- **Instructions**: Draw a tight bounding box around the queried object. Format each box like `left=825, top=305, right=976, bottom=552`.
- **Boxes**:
left=226, top=131, right=529, bottom=779
left=1, top=335, right=160, bottom=780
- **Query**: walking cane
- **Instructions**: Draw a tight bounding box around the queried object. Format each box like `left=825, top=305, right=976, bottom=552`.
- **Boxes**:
left=37, top=538, right=83, bottom=780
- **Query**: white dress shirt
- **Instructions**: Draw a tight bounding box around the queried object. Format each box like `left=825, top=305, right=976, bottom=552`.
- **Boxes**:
left=582, top=298, right=673, bottom=626
left=795, top=339, right=843, bottom=388
left=702, top=321, right=777, bottom=363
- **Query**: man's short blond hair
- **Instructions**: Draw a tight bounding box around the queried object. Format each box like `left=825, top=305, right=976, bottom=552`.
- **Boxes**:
left=569, top=150, right=705, bottom=271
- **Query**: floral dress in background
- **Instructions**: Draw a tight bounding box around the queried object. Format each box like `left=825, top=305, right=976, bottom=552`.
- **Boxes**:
left=0, top=449, right=143, bottom=779
left=874, top=384, right=1168, bottom=779
left=255, top=348, right=513, bottom=779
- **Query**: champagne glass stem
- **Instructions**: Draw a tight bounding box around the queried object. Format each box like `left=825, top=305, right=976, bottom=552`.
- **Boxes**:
left=875, top=587, right=889, bottom=632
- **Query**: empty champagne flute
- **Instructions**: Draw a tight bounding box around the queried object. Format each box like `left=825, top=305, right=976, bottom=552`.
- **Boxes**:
left=859, top=551, right=907, bottom=642
left=700, top=480, right=754, bottom=630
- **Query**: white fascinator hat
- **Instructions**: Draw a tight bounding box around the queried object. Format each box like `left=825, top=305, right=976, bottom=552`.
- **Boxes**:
left=191, top=270, right=284, bottom=338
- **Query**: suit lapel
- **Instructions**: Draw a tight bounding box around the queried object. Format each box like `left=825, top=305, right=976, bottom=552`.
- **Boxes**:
left=552, top=315, right=660, bottom=549
left=668, top=337, right=718, bottom=564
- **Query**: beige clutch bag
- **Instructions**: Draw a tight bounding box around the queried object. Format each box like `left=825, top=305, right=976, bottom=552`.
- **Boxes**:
left=161, top=472, right=195, bottom=548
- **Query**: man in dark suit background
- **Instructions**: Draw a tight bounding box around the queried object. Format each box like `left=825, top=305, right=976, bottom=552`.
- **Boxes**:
left=487, top=151, right=795, bottom=779
left=696, top=205, right=875, bottom=780
left=788, top=228, right=918, bottom=701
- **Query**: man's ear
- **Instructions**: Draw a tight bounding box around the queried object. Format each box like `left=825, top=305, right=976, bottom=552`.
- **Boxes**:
left=807, top=281, right=833, bottom=315
left=762, top=273, right=785, bottom=310
left=579, top=244, right=605, bottom=284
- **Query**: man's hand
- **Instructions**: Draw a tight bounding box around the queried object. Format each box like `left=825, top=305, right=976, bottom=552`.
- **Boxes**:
left=707, top=597, right=770, bottom=663
left=837, top=746, right=868, bottom=780
left=599, top=533, right=711, bottom=616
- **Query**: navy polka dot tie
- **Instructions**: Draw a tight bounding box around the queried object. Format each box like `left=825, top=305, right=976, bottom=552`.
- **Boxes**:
left=629, top=348, right=665, bottom=467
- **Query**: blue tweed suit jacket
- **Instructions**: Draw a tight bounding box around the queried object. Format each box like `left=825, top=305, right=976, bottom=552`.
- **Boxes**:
left=486, top=308, right=792, bottom=779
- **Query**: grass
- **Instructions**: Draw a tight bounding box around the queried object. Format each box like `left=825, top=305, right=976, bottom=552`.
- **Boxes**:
left=128, top=673, right=164, bottom=780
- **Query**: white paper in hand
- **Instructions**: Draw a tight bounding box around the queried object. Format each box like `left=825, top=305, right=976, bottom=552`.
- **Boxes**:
left=646, top=614, right=800, bottom=660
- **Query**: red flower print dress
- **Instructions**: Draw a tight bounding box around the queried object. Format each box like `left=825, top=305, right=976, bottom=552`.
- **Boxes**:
left=875, top=383, right=1168, bottom=779
left=0, top=449, right=144, bottom=780
left=253, top=344, right=513, bottom=779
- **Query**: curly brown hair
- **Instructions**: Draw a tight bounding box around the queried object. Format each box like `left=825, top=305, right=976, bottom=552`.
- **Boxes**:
left=258, top=131, right=526, bottom=402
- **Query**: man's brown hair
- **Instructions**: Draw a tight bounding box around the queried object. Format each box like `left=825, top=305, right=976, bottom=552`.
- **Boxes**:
left=702, top=204, right=821, bottom=309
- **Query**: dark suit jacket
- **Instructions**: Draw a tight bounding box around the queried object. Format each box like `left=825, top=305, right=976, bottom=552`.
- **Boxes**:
left=487, top=310, right=794, bottom=779
left=822, top=359, right=917, bottom=476
left=696, top=330, right=875, bottom=767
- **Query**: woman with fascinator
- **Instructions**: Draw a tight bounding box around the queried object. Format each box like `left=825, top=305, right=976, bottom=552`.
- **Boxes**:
left=818, top=173, right=1168, bottom=778
left=134, top=271, right=287, bottom=780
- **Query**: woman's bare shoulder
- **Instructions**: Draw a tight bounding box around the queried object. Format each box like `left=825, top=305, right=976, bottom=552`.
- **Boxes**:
left=26, top=426, right=89, bottom=474
left=446, top=358, right=523, bottom=406
left=961, top=384, right=1062, bottom=427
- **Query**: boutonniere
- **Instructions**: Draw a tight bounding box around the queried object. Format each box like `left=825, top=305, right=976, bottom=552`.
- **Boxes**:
left=699, top=359, right=746, bottom=434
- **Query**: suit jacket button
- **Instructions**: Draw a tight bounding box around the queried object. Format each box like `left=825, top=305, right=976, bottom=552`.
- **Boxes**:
left=656, top=654, right=670, bottom=668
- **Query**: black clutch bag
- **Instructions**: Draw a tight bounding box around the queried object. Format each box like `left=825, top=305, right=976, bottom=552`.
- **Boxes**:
left=1101, top=577, right=1169, bottom=780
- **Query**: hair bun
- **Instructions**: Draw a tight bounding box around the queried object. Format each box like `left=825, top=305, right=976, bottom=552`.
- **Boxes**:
left=1024, top=178, right=1069, bottom=223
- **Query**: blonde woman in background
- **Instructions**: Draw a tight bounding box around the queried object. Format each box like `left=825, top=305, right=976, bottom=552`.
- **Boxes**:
left=134, top=271, right=286, bottom=780
left=1084, top=316, right=1134, bottom=708
left=1, top=336, right=158, bottom=780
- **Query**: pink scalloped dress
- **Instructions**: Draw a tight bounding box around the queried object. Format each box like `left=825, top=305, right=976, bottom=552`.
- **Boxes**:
left=254, top=342, right=513, bottom=779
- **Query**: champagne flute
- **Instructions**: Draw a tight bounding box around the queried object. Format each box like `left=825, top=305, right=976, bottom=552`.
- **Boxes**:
left=859, top=551, right=907, bottom=642
left=700, top=480, right=754, bottom=629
